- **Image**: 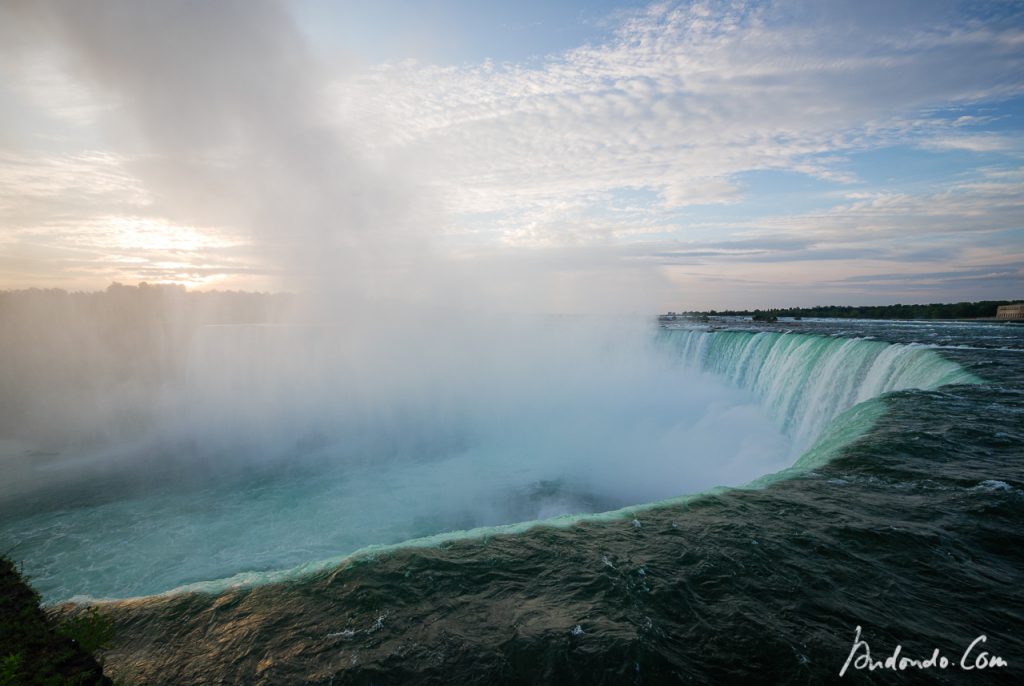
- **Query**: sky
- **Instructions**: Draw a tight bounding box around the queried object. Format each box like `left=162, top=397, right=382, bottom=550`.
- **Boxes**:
left=0, top=0, right=1022, bottom=310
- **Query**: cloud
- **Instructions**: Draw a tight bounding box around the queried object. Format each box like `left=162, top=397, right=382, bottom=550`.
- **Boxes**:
left=0, top=0, right=1021, bottom=306
left=754, top=170, right=1024, bottom=240
left=922, top=134, right=1019, bottom=153
left=329, top=0, right=1024, bottom=243
left=0, top=151, right=148, bottom=222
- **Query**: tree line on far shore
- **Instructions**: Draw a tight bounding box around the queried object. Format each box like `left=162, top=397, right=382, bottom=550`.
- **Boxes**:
left=664, top=300, right=1020, bottom=321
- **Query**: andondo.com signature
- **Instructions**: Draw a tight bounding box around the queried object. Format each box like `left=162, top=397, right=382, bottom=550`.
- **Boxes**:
left=840, top=625, right=1008, bottom=676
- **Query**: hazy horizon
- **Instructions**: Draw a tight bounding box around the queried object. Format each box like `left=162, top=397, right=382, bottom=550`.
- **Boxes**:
left=2, top=281, right=1020, bottom=314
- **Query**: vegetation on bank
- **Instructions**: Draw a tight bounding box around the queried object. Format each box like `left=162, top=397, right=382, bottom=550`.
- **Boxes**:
left=663, top=300, right=1020, bottom=321
left=0, top=556, right=112, bottom=685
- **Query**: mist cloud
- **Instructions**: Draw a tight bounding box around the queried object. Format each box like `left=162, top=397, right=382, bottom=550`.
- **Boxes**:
left=6, top=0, right=430, bottom=302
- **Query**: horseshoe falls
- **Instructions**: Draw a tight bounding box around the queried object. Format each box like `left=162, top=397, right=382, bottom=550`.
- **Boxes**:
left=2, top=315, right=1023, bottom=684
left=659, top=328, right=979, bottom=457
left=0, top=320, right=984, bottom=606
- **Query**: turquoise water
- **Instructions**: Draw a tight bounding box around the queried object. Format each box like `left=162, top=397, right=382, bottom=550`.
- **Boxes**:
left=0, top=323, right=982, bottom=603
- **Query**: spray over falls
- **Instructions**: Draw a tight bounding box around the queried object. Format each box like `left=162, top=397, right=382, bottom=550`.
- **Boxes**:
left=0, top=316, right=978, bottom=603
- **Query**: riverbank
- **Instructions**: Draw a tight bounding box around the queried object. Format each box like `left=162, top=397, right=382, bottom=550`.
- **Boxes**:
left=0, top=556, right=111, bottom=684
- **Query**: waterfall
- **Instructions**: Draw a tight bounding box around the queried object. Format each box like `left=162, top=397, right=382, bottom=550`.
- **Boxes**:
left=658, top=328, right=980, bottom=452
left=1, top=323, right=984, bottom=603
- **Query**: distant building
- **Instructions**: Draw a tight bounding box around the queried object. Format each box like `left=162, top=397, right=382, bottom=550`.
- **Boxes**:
left=996, top=303, right=1024, bottom=320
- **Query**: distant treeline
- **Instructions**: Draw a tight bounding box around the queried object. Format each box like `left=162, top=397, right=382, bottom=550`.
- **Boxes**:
left=668, top=300, right=1020, bottom=320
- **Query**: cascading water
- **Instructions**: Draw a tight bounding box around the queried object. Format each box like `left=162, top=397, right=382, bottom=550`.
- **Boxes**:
left=0, top=324, right=980, bottom=603
left=659, top=328, right=980, bottom=453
